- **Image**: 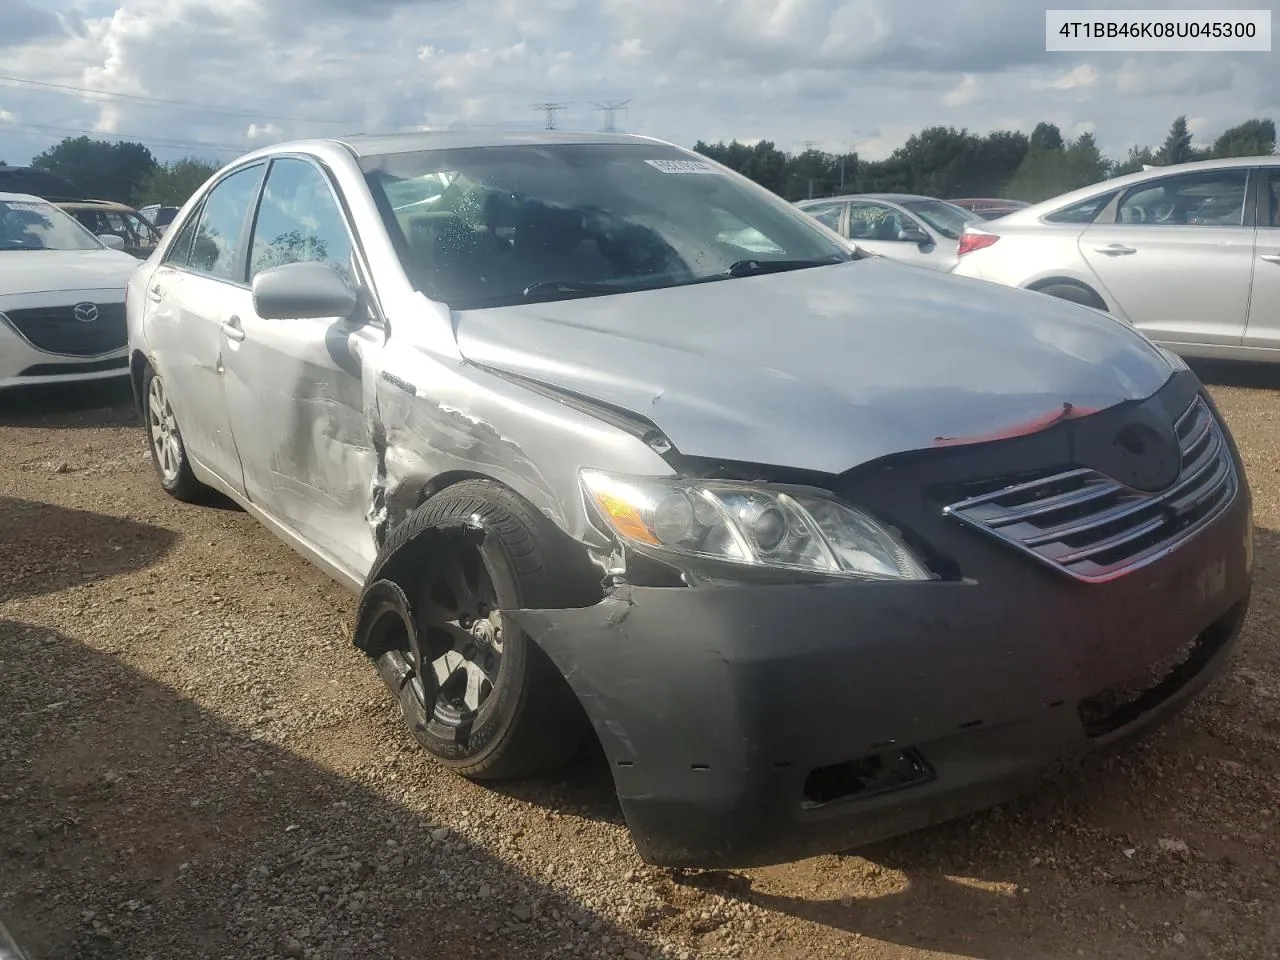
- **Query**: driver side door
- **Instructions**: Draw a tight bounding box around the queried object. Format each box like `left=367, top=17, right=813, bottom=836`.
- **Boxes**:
left=846, top=201, right=936, bottom=269
left=220, top=155, right=384, bottom=581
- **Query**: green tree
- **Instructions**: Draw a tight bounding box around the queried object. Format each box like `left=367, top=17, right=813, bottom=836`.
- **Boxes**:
left=1210, top=119, right=1276, bottom=158
left=1157, top=116, right=1194, bottom=165
left=1005, top=133, right=1106, bottom=202
left=1110, top=145, right=1158, bottom=177
left=30, top=136, right=157, bottom=204
left=1029, top=122, right=1064, bottom=152
left=136, top=157, right=221, bottom=206
left=693, top=139, right=788, bottom=194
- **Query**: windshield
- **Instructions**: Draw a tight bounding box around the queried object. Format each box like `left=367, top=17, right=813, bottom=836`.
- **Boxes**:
left=900, top=198, right=980, bottom=240
left=0, top=199, right=106, bottom=251
left=361, top=143, right=852, bottom=309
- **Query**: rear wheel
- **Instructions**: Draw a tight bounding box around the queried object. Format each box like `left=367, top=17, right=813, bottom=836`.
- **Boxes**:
left=1034, top=281, right=1108, bottom=311
left=142, top=365, right=206, bottom=502
left=365, top=481, right=592, bottom=780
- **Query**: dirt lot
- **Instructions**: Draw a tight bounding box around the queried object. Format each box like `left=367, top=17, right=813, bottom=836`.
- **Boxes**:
left=1, top=369, right=1278, bottom=960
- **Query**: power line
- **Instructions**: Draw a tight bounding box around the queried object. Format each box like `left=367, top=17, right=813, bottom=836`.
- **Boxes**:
left=531, top=102, right=570, bottom=130
left=3, top=119, right=252, bottom=154
left=0, top=75, right=359, bottom=125
left=592, top=99, right=630, bottom=133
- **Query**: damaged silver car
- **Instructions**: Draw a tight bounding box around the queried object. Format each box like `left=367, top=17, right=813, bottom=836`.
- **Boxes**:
left=126, top=132, right=1253, bottom=869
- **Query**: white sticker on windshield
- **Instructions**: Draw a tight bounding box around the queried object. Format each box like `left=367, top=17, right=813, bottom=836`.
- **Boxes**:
left=644, top=159, right=721, bottom=174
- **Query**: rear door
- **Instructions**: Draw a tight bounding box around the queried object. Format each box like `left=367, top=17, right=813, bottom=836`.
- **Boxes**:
left=221, top=155, right=384, bottom=578
left=1080, top=166, right=1256, bottom=346
left=1244, top=166, right=1280, bottom=349
left=142, top=162, right=267, bottom=494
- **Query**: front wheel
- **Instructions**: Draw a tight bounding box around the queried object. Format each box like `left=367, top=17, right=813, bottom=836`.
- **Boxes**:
left=142, top=365, right=206, bottom=503
left=366, top=481, right=592, bottom=780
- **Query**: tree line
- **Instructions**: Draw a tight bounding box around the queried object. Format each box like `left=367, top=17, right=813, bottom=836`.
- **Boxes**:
left=2, top=115, right=1275, bottom=211
left=695, top=116, right=1276, bottom=203
left=1, top=136, right=221, bottom=208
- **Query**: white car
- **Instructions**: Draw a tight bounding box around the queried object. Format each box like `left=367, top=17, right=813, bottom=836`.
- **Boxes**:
left=951, top=156, right=1280, bottom=361
left=0, top=192, right=138, bottom=389
left=796, top=194, right=982, bottom=272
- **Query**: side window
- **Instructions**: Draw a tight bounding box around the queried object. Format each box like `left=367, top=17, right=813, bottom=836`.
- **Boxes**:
left=248, top=158, right=354, bottom=283
left=1264, top=169, right=1279, bottom=227
left=188, top=163, right=266, bottom=281
left=164, top=204, right=204, bottom=268
left=1116, top=169, right=1249, bottom=227
left=1044, top=193, right=1115, bottom=224
left=848, top=202, right=909, bottom=241
left=803, top=203, right=843, bottom=233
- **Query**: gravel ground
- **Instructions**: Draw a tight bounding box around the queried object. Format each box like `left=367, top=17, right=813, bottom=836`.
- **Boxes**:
left=1, top=370, right=1277, bottom=960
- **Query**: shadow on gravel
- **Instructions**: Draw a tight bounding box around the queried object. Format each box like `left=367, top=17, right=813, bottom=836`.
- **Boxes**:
left=0, top=497, right=177, bottom=603
left=0, top=618, right=668, bottom=960
left=0, top=379, right=138, bottom=429
left=1188, top=359, right=1280, bottom=391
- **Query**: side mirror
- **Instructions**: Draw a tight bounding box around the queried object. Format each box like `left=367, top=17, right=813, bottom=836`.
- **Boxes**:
left=251, top=261, right=359, bottom=321
left=98, top=234, right=126, bottom=250
left=897, top=227, right=932, bottom=245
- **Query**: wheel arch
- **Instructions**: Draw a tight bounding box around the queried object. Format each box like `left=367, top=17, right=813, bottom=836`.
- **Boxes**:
left=1025, top=275, right=1110, bottom=311
left=129, top=349, right=150, bottom=416
left=359, top=475, right=605, bottom=657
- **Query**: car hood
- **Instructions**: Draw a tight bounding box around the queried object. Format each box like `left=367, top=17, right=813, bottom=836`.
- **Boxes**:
left=454, top=259, right=1176, bottom=474
left=0, top=249, right=137, bottom=296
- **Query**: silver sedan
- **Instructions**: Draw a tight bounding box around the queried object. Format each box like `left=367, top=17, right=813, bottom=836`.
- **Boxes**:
left=796, top=193, right=982, bottom=272
left=951, top=155, right=1280, bottom=361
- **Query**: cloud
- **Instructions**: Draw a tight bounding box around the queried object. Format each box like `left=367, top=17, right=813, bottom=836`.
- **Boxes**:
left=0, top=0, right=1275, bottom=170
left=0, top=0, right=61, bottom=49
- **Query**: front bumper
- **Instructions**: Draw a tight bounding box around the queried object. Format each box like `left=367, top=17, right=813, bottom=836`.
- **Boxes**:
left=511, top=381, right=1253, bottom=869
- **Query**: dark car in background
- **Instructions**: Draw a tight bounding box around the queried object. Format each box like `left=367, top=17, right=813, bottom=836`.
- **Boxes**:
left=0, top=166, right=80, bottom=202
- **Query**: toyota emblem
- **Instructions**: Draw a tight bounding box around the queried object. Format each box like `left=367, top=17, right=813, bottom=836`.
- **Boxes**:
left=73, top=302, right=99, bottom=323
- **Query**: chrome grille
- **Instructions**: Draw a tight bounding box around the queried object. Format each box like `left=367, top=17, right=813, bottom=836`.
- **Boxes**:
left=943, top=398, right=1236, bottom=582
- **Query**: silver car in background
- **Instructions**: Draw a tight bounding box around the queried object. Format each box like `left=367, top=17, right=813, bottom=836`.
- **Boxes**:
left=952, top=156, right=1280, bottom=361
left=126, top=131, right=1252, bottom=869
left=796, top=193, right=981, bottom=271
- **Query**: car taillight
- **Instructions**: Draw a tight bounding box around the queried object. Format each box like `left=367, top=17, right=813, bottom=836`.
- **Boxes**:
left=957, top=232, right=999, bottom=257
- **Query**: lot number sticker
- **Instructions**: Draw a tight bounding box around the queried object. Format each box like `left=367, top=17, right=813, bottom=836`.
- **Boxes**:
left=645, top=159, right=721, bottom=174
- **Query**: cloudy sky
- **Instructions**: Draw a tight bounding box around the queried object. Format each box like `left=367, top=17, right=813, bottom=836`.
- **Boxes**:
left=0, top=0, right=1276, bottom=168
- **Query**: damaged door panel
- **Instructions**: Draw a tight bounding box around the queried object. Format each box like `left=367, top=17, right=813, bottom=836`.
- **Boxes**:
left=222, top=155, right=386, bottom=579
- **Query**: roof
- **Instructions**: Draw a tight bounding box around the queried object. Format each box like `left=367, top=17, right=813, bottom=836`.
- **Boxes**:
left=798, top=193, right=942, bottom=205
left=54, top=199, right=138, bottom=213
left=331, top=129, right=667, bottom=158
left=1007, top=153, right=1280, bottom=221
left=0, top=191, right=47, bottom=204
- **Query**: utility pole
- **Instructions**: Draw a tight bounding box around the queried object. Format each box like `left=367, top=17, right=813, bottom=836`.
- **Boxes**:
left=531, top=102, right=570, bottom=130
left=592, top=99, right=631, bottom=133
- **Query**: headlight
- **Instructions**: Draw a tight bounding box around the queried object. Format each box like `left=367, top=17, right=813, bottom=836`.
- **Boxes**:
left=580, top=470, right=931, bottom=581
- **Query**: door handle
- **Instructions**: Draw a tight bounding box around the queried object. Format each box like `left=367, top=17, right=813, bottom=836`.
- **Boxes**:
left=221, top=316, right=246, bottom=342
left=146, top=284, right=163, bottom=302
left=1093, top=244, right=1136, bottom=255
left=1260, top=254, right=1280, bottom=264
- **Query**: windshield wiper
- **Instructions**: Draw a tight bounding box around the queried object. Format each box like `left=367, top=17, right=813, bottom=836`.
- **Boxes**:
left=723, top=255, right=849, bottom=278
left=521, top=279, right=639, bottom=300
